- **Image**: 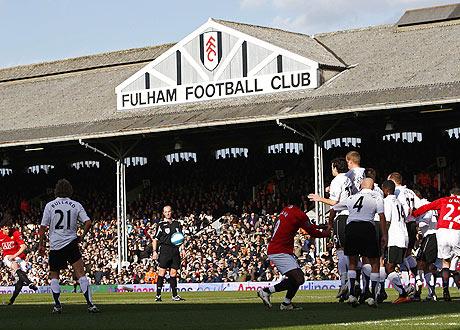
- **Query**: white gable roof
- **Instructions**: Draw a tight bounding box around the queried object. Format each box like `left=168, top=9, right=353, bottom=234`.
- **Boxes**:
left=115, top=18, right=321, bottom=110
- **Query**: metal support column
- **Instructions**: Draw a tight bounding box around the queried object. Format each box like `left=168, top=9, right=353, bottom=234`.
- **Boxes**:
left=276, top=119, right=341, bottom=255
left=79, top=139, right=128, bottom=274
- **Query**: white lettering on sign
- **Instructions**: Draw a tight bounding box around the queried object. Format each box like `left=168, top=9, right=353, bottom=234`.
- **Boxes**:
left=117, top=70, right=316, bottom=110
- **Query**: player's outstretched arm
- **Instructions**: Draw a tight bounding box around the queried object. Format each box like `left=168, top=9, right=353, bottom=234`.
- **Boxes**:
left=308, top=193, right=337, bottom=206
left=412, top=199, right=442, bottom=218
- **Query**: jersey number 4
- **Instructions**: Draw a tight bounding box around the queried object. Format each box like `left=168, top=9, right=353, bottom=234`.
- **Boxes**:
left=55, top=210, right=71, bottom=230
left=353, top=196, right=364, bottom=212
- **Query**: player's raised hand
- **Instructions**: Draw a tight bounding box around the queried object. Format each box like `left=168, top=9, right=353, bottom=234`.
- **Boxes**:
left=308, top=194, right=321, bottom=202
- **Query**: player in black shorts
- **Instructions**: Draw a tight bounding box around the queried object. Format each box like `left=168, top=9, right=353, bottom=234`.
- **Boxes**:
left=311, top=157, right=352, bottom=301
left=39, top=179, right=99, bottom=313
left=412, top=191, right=439, bottom=301
left=152, top=205, right=185, bottom=302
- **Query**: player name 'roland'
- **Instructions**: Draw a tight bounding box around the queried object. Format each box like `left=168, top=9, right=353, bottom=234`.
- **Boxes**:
left=119, top=71, right=312, bottom=110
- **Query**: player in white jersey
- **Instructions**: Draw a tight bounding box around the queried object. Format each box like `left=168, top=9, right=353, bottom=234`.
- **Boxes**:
left=331, top=178, right=387, bottom=308
left=310, top=158, right=352, bottom=300
left=363, top=168, right=386, bottom=302
left=388, top=172, right=421, bottom=278
left=381, top=180, right=413, bottom=304
left=345, top=151, right=366, bottom=195
left=344, top=151, right=366, bottom=295
left=412, top=193, right=438, bottom=302
left=38, top=179, right=99, bottom=314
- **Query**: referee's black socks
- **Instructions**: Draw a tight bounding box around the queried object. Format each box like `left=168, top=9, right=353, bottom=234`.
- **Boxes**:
left=170, top=276, right=178, bottom=297
left=157, top=276, right=164, bottom=296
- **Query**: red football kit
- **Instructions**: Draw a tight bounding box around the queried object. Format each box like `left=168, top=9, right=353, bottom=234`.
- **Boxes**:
left=267, top=205, right=328, bottom=255
left=0, top=229, right=26, bottom=259
left=413, top=195, right=460, bottom=230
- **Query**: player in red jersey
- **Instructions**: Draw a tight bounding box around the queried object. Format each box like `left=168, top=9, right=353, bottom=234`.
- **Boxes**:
left=412, top=187, right=460, bottom=301
left=0, top=218, right=37, bottom=305
left=257, top=196, right=330, bottom=310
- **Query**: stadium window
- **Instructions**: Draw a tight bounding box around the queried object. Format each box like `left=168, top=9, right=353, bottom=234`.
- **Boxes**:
left=0, top=168, right=12, bottom=176
left=215, top=147, right=248, bottom=159
left=267, top=143, right=303, bottom=155
left=446, top=127, right=460, bottom=139
left=27, top=164, right=54, bottom=174
left=165, top=152, right=197, bottom=165
left=71, top=160, right=100, bottom=170
left=124, top=156, right=148, bottom=167
left=382, top=132, right=422, bottom=143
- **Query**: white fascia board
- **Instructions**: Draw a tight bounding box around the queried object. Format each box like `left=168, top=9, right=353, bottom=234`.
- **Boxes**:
left=2, top=98, right=459, bottom=148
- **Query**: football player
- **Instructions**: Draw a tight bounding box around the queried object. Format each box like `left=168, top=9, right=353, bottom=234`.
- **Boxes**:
left=412, top=187, right=460, bottom=301
left=309, top=157, right=352, bottom=301
left=388, top=172, right=421, bottom=279
left=331, top=178, right=387, bottom=308
left=0, top=218, right=37, bottom=305
left=257, top=194, right=330, bottom=310
left=381, top=180, right=413, bottom=304
left=39, top=179, right=99, bottom=313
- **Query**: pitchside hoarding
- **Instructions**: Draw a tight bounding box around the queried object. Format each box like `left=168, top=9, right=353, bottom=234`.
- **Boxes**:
left=0, top=279, right=454, bottom=295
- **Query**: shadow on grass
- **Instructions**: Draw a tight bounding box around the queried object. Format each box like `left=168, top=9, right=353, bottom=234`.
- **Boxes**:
left=0, top=300, right=459, bottom=330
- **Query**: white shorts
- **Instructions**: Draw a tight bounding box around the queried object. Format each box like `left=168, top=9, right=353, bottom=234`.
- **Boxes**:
left=436, top=228, right=460, bottom=260
left=3, top=256, right=28, bottom=272
left=268, top=253, right=299, bottom=275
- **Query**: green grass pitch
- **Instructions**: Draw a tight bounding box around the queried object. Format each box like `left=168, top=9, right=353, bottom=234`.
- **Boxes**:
left=1, top=290, right=458, bottom=329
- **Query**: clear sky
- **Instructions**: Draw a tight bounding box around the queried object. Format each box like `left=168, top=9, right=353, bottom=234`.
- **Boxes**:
left=0, top=0, right=453, bottom=68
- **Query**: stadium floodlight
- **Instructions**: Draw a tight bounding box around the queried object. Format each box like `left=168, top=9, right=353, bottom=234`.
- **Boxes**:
left=25, top=147, right=44, bottom=152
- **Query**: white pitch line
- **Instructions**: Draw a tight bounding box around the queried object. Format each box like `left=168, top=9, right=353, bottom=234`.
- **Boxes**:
left=329, top=314, right=459, bottom=327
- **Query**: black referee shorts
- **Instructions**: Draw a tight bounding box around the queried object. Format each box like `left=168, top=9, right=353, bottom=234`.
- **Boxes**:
left=49, top=239, right=82, bottom=272
left=158, top=245, right=181, bottom=270
left=416, top=233, right=437, bottom=264
left=334, top=215, right=348, bottom=249
left=344, top=221, right=380, bottom=258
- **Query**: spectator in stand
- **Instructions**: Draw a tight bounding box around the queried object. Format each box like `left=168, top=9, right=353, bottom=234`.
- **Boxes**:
left=144, top=267, right=158, bottom=284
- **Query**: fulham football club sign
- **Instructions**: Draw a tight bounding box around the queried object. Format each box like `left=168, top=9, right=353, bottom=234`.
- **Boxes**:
left=116, top=19, right=319, bottom=110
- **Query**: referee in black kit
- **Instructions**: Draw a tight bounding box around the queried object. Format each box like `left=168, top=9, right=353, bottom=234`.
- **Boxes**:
left=152, top=205, right=185, bottom=302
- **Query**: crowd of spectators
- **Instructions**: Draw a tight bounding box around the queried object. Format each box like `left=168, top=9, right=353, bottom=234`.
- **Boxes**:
left=0, top=132, right=459, bottom=286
